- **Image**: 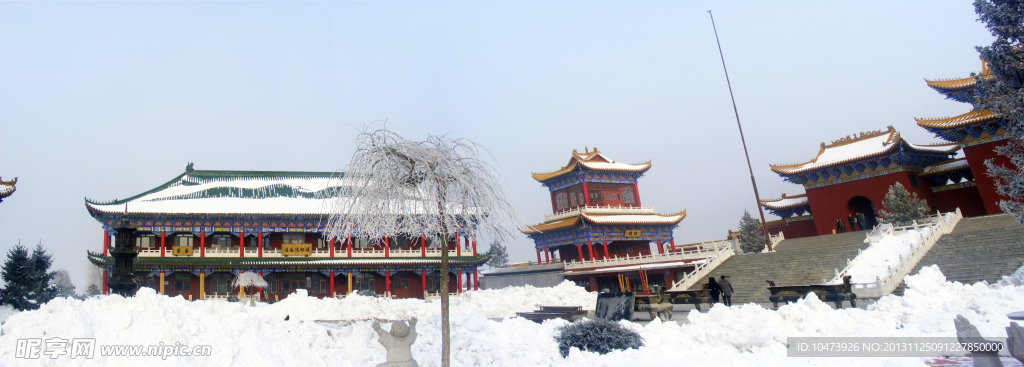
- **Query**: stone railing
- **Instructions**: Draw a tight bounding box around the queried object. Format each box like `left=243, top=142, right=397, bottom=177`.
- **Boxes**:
left=563, top=240, right=727, bottom=271
left=667, top=239, right=737, bottom=291
left=831, top=208, right=963, bottom=298
left=761, top=232, right=786, bottom=253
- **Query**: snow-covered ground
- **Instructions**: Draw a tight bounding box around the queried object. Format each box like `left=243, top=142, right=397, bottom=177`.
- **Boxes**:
left=2, top=267, right=1023, bottom=367
left=839, top=226, right=932, bottom=284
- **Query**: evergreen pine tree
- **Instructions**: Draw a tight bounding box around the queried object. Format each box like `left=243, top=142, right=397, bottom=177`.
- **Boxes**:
left=28, top=244, right=57, bottom=308
left=876, top=182, right=930, bottom=226
left=737, top=210, right=766, bottom=254
left=0, top=244, right=35, bottom=310
left=485, top=242, right=509, bottom=268
left=974, top=0, right=1024, bottom=224
left=84, top=284, right=101, bottom=298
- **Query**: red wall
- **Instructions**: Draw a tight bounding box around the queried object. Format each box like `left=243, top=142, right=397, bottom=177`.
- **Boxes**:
left=963, top=141, right=1012, bottom=215
left=932, top=185, right=987, bottom=217
left=766, top=218, right=817, bottom=240
left=806, top=171, right=938, bottom=236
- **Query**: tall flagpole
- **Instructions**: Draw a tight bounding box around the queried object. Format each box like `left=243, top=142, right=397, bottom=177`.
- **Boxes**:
left=708, top=10, right=773, bottom=251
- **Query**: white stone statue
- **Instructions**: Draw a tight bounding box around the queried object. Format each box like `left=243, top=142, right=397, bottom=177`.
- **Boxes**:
left=372, top=318, right=419, bottom=367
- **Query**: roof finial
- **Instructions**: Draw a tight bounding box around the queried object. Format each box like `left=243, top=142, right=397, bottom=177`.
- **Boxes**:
left=186, top=162, right=194, bottom=173
left=585, top=146, right=588, bottom=153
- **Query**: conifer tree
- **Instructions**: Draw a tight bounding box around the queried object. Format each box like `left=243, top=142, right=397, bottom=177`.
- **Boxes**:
left=876, top=182, right=930, bottom=226
left=485, top=242, right=509, bottom=268
left=737, top=210, right=766, bottom=253
left=974, top=0, right=1024, bottom=224
left=51, top=269, right=77, bottom=299
left=29, top=244, right=57, bottom=307
left=0, top=244, right=34, bottom=310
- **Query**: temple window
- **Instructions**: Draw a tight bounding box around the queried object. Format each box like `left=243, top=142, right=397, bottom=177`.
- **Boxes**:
left=213, top=235, right=232, bottom=248
left=622, top=188, right=636, bottom=204
left=135, top=235, right=155, bottom=248
left=283, top=233, right=305, bottom=244
left=555, top=192, right=568, bottom=211
left=569, top=191, right=578, bottom=207
left=174, top=235, right=193, bottom=247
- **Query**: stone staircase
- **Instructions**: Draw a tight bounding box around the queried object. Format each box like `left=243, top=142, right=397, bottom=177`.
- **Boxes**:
left=893, top=214, right=1024, bottom=296
left=689, top=230, right=872, bottom=304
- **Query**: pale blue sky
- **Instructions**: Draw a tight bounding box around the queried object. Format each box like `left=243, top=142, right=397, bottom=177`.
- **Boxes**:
left=0, top=1, right=994, bottom=290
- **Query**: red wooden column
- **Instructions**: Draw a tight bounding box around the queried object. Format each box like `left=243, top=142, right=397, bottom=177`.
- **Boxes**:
left=543, top=249, right=550, bottom=264
left=347, top=236, right=353, bottom=257
left=633, top=183, right=642, bottom=206
left=670, top=239, right=677, bottom=253
left=257, top=271, right=263, bottom=301
left=602, top=240, right=609, bottom=259
left=456, top=233, right=461, bottom=257
left=421, top=270, right=428, bottom=298
left=473, top=269, right=479, bottom=290
left=576, top=243, right=584, bottom=261
left=329, top=271, right=335, bottom=297
left=472, top=235, right=477, bottom=256
left=456, top=271, right=462, bottom=294
left=384, top=236, right=390, bottom=258
left=102, top=270, right=108, bottom=295
left=535, top=248, right=542, bottom=263
left=258, top=231, right=263, bottom=257
left=329, top=238, right=335, bottom=257
left=239, top=231, right=244, bottom=258
left=103, top=230, right=110, bottom=256
left=587, top=240, right=595, bottom=263
left=160, top=230, right=166, bottom=257
left=655, top=240, right=664, bottom=255
left=385, top=271, right=391, bottom=298
left=200, top=230, right=205, bottom=257
left=420, top=234, right=426, bottom=257
left=582, top=182, right=592, bottom=206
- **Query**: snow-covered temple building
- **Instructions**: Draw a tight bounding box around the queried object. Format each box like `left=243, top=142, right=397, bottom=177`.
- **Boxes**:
left=761, top=58, right=1004, bottom=239
left=517, top=148, right=730, bottom=294
left=86, top=164, right=488, bottom=301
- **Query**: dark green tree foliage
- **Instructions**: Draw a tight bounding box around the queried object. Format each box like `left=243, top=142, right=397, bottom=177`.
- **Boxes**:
left=0, top=244, right=34, bottom=310
left=876, top=182, right=930, bottom=226
left=555, top=318, right=644, bottom=358
left=485, top=241, right=509, bottom=268
left=975, top=0, right=1024, bottom=224
left=29, top=244, right=58, bottom=307
left=737, top=210, right=766, bottom=253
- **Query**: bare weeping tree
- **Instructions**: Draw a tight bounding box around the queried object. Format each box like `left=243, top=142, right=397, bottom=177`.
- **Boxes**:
left=323, top=128, right=521, bottom=367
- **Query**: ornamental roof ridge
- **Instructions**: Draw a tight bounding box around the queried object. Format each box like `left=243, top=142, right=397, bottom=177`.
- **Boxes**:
left=760, top=192, right=808, bottom=203
left=924, top=59, right=992, bottom=91
left=920, top=157, right=971, bottom=177
left=768, top=126, right=959, bottom=175
left=531, top=148, right=652, bottom=182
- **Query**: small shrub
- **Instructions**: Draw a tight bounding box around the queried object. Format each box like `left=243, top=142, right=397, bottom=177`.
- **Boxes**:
left=554, top=318, right=644, bottom=358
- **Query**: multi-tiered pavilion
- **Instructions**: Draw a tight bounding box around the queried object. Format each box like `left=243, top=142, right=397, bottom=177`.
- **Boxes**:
left=521, top=148, right=726, bottom=293
left=86, top=164, right=487, bottom=301
left=917, top=60, right=1010, bottom=216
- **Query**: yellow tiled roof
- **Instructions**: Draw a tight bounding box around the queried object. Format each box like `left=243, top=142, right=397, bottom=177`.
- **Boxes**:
left=915, top=109, right=999, bottom=129
left=531, top=147, right=652, bottom=182
left=520, top=210, right=686, bottom=234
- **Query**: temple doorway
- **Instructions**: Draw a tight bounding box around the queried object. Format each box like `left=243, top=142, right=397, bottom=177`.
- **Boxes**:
left=847, top=196, right=878, bottom=229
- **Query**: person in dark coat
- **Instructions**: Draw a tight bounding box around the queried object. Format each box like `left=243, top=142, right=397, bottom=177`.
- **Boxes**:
left=857, top=212, right=869, bottom=230
left=707, top=278, right=721, bottom=304
left=719, top=275, right=735, bottom=306
left=848, top=214, right=857, bottom=232
left=836, top=218, right=845, bottom=233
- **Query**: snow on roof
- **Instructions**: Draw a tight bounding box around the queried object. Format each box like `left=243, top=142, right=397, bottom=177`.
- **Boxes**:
left=920, top=158, right=971, bottom=177
left=564, top=259, right=706, bottom=275
left=770, top=126, right=959, bottom=175
left=531, top=148, right=651, bottom=182
left=86, top=167, right=343, bottom=215
left=522, top=211, right=686, bottom=234
left=760, top=193, right=809, bottom=210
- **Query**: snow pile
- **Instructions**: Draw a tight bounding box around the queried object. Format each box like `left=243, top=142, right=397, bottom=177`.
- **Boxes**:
left=0, top=304, right=18, bottom=324
left=249, top=281, right=595, bottom=321
left=1, top=267, right=1023, bottom=367
left=833, top=227, right=931, bottom=284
